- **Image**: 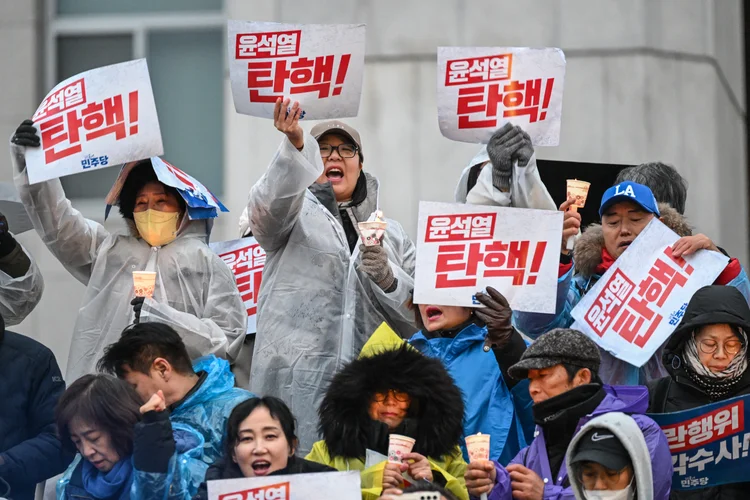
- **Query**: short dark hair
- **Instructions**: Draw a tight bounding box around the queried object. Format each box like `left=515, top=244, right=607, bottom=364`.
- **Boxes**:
left=56, top=374, right=142, bottom=456
left=561, top=363, right=590, bottom=382
left=97, top=322, right=195, bottom=377
left=118, top=160, right=185, bottom=220
left=615, top=162, right=687, bottom=214
left=403, top=481, right=458, bottom=500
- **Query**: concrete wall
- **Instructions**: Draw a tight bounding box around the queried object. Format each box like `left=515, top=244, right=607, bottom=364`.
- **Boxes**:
left=1, top=0, right=746, bottom=375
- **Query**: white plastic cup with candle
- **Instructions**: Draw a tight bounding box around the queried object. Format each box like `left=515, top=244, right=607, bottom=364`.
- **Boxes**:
left=358, top=221, right=388, bottom=246
left=465, top=433, right=491, bottom=500
left=565, top=179, right=591, bottom=251
left=388, top=434, right=416, bottom=464
left=133, top=271, right=157, bottom=298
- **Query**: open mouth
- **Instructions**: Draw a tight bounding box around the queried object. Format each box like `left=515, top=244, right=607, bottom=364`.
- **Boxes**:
left=424, top=306, right=443, bottom=321
left=252, top=460, right=272, bottom=476
left=618, top=240, right=633, bottom=249
left=325, top=166, right=344, bottom=181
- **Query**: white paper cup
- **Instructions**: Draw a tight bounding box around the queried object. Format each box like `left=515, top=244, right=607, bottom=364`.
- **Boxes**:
left=133, top=271, right=156, bottom=298
left=566, top=179, right=591, bottom=209
left=388, top=434, right=416, bottom=463
left=358, top=221, right=388, bottom=247
left=465, top=433, right=491, bottom=462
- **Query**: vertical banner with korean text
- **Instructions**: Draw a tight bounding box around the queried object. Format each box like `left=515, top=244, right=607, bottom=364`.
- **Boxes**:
left=414, top=201, right=562, bottom=313
left=571, top=219, right=728, bottom=367
left=228, top=21, right=365, bottom=120
left=210, top=238, right=265, bottom=335
left=26, top=59, right=163, bottom=184
left=207, top=470, right=361, bottom=500
left=648, top=395, right=750, bottom=490
left=437, top=47, right=566, bottom=145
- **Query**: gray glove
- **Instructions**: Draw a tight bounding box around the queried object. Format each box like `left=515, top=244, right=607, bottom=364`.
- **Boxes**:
left=512, top=126, right=534, bottom=167
left=486, top=123, right=525, bottom=191
left=358, top=244, right=396, bottom=292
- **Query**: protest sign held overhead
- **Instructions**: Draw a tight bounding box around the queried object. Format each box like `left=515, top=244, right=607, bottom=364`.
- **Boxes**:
left=648, top=395, right=750, bottom=490
left=228, top=20, right=365, bottom=120
left=437, top=47, right=566, bottom=145
left=571, top=218, right=728, bottom=367
left=207, top=470, right=361, bottom=500
left=414, top=201, right=562, bottom=313
left=210, top=237, right=265, bottom=335
left=26, top=59, right=163, bottom=184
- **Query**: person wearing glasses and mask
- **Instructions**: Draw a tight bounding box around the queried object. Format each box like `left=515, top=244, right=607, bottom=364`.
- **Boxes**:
left=245, top=98, right=416, bottom=454
left=648, top=285, right=750, bottom=499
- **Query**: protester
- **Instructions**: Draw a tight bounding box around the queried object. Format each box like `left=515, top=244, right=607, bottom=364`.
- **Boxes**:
left=647, top=285, right=750, bottom=499
left=10, top=121, right=246, bottom=383
left=246, top=98, right=416, bottom=452
left=615, top=162, right=687, bottom=215
left=567, top=413, right=655, bottom=500
left=380, top=482, right=459, bottom=500
left=98, top=322, right=253, bottom=466
left=0, top=314, right=72, bottom=500
left=514, top=181, right=750, bottom=385
left=464, top=329, right=671, bottom=500
left=454, top=124, right=556, bottom=210
left=192, top=396, right=335, bottom=500
left=55, top=374, right=206, bottom=499
left=306, top=327, right=468, bottom=500
left=409, top=287, right=534, bottom=465
left=0, top=211, right=44, bottom=325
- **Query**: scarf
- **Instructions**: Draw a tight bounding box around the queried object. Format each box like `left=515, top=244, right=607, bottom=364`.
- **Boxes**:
left=81, top=457, right=134, bottom=500
left=594, top=248, right=616, bottom=276
left=682, top=329, right=749, bottom=400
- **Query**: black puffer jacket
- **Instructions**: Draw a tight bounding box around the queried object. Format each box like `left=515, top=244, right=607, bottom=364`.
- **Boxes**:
left=648, top=285, right=750, bottom=499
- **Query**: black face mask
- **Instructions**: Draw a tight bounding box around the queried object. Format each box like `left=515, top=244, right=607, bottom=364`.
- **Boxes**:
left=532, top=383, right=605, bottom=428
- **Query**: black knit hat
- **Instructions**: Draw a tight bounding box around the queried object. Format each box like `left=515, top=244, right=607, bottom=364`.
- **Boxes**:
left=508, top=328, right=601, bottom=380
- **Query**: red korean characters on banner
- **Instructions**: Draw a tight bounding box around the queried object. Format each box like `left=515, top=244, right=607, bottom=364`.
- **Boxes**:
left=415, top=202, right=562, bottom=313
left=206, top=470, right=361, bottom=500
left=228, top=21, right=365, bottom=120
left=437, top=47, right=566, bottom=146
left=25, top=59, right=163, bottom=185
left=210, top=238, right=266, bottom=335
left=218, top=481, right=289, bottom=500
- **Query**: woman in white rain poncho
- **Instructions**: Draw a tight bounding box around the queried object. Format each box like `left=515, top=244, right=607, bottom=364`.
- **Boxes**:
left=246, top=99, right=416, bottom=453
left=10, top=120, right=246, bottom=383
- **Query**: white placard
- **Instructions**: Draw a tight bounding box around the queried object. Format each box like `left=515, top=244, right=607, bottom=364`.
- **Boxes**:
left=26, top=59, right=163, bottom=184
left=210, top=237, right=265, bottom=335
left=207, top=470, right=361, bottom=500
left=437, top=47, right=566, bottom=145
left=228, top=20, right=365, bottom=120
left=414, top=201, right=563, bottom=313
left=571, top=219, right=729, bottom=367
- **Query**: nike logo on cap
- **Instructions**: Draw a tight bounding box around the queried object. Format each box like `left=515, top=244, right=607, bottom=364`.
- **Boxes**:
left=591, top=432, right=615, bottom=442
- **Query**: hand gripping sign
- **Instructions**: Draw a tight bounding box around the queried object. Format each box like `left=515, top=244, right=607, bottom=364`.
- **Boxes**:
left=647, top=395, right=750, bottom=490
left=571, top=219, right=728, bottom=368
left=228, top=20, right=365, bottom=120
left=26, top=59, right=163, bottom=184
left=210, top=237, right=265, bottom=335
left=414, top=201, right=563, bottom=313
left=437, top=47, right=566, bottom=146
left=207, top=470, right=360, bottom=500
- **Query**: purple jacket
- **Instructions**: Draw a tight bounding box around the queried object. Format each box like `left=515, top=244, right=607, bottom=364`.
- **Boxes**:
left=482, top=385, right=672, bottom=500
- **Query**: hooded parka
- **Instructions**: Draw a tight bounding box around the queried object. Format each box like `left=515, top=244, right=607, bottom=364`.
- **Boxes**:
left=305, top=325, right=469, bottom=500
left=10, top=145, right=246, bottom=382
left=647, top=285, right=750, bottom=499
left=247, top=133, right=416, bottom=453
left=514, top=204, right=750, bottom=386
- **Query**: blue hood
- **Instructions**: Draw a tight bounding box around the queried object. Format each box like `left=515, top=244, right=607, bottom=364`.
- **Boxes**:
left=180, top=355, right=237, bottom=410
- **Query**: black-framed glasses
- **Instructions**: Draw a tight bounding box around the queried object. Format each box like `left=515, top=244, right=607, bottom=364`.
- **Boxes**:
left=319, top=143, right=358, bottom=158
left=698, top=338, right=742, bottom=355
left=372, top=390, right=410, bottom=403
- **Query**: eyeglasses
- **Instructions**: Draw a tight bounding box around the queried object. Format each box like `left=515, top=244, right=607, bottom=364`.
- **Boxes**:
left=698, top=338, right=742, bottom=355
left=577, top=466, right=629, bottom=490
left=372, top=390, right=410, bottom=403
left=319, top=143, right=358, bottom=158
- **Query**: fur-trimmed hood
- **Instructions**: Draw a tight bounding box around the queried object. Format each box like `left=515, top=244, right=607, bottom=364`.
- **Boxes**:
left=573, top=203, right=692, bottom=277
left=317, top=345, right=465, bottom=461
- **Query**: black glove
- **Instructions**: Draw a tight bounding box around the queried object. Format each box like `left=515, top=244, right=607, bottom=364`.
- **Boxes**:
left=131, top=297, right=145, bottom=323
left=512, top=126, right=534, bottom=167
left=11, top=120, right=40, bottom=147
left=486, top=123, right=525, bottom=191
left=474, top=287, right=514, bottom=351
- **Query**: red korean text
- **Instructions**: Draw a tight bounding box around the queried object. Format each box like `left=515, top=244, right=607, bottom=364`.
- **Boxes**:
left=445, top=53, right=513, bottom=86
left=236, top=30, right=301, bottom=59
left=220, top=243, right=266, bottom=318
left=663, top=400, right=744, bottom=453
left=219, top=481, right=289, bottom=500
left=33, top=78, right=87, bottom=122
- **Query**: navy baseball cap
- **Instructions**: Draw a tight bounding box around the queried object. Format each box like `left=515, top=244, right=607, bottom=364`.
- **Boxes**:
left=599, top=181, right=660, bottom=218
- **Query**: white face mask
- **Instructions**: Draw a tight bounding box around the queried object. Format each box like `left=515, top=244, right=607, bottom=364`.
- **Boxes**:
left=583, top=482, right=635, bottom=500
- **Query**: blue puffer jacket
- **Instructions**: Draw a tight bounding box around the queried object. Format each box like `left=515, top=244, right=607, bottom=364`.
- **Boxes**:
left=171, top=355, right=254, bottom=465
left=0, top=326, right=73, bottom=500
left=409, top=323, right=534, bottom=465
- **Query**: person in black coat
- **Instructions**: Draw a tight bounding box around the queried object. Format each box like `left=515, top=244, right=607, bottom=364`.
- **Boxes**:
left=648, top=285, right=750, bottom=499
left=192, top=397, right=335, bottom=500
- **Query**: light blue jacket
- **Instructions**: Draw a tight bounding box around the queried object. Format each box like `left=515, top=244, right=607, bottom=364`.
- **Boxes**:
left=409, top=323, right=534, bottom=465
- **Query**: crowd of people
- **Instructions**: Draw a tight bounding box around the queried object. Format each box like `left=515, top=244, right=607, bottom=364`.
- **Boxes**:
left=2, top=94, right=749, bottom=500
